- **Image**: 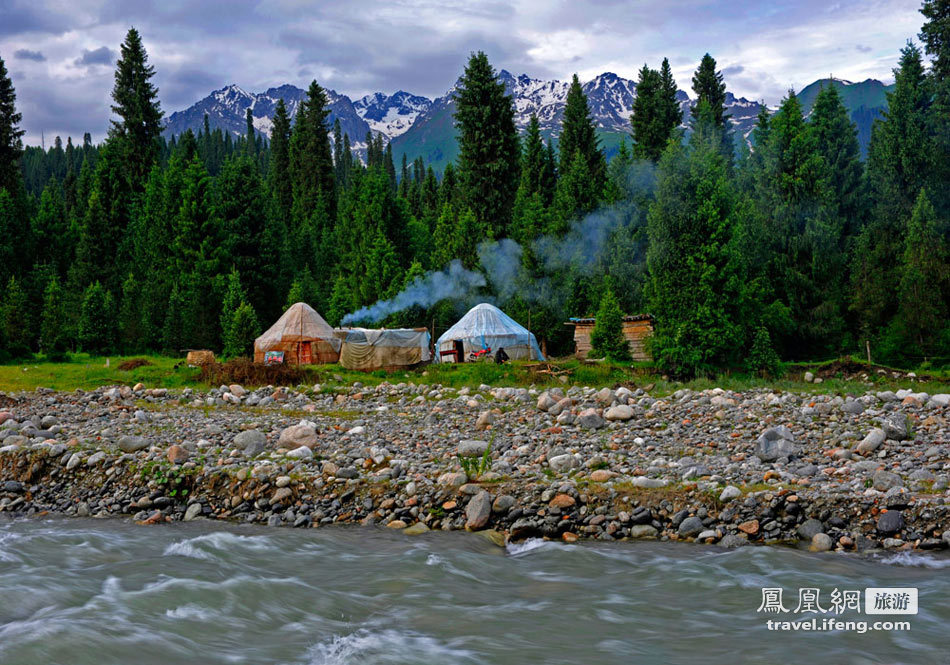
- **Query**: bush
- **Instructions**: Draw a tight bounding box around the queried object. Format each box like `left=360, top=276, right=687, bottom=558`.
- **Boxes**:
left=589, top=283, right=631, bottom=362
left=746, top=327, right=781, bottom=377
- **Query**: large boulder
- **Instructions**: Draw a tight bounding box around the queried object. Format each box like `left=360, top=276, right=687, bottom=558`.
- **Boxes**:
left=537, top=392, right=558, bottom=412
left=278, top=423, right=318, bottom=449
left=594, top=388, right=616, bottom=406
left=604, top=405, right=634, bottom=422
left=882, top=414, right=910, bottom=441
left=856, top=428, right=886, bottom=455
left=458, top=440, right=490, bottom=457
left=754, top=426, right=799, bottom=462
left=118, top=435, right=149, bottom=453
left=576, top=408, right=605, bottom=429
left=548, top=454, right=577, bottom=473
left=233, top=430, right=266, bottom=450
left=465, top=491, right=493, bottom=530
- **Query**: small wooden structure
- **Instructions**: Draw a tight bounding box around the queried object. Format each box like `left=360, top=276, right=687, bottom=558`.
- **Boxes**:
left=565, top=314, right=654, bottom=361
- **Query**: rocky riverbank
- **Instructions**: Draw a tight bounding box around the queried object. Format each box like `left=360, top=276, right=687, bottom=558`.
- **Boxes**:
left=1, top=381, right=949, bottom=553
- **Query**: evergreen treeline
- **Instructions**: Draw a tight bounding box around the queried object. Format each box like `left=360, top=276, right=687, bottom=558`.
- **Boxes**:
left=0, top=4, right=948, bottom=376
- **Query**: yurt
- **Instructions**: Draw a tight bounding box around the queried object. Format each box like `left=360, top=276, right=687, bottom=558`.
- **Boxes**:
left=254, top=302, right=341, bottom=365
left=339, top=328, right=432, bottom=371
left=436, top=303, right=544, bottom=362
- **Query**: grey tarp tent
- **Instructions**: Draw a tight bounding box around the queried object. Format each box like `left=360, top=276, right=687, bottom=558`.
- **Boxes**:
left=436, top=303, right=544, bottom=362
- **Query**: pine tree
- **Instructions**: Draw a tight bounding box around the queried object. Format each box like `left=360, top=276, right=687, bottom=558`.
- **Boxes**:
left=894, top=189, right=949, bottom=357
left=852, top=43, right=934, bottom=335
left=219, top=268, right=245, bottom=349
left=327, top=274, right=354, bottom=327
left=746, top=326, right=781, bottom=377
left=809, top=84, right=865, bottom=229
left=31, top=179, right=69, bottom=276
left=631, top=64, right=664, bottom=161
left=290, top=80, right=336, bottom=224
left=453, top=51, right=520, bottom=238
left=78, top=281, right=115, bottom=355
left=268, top=98, right=292, bottom=217
left=110, top=28, right=163, bottom=190
left=690, top=53, right=729, bottom=128
left=223, top=301, right=259, bottom=357
left=0, top=54, right=24, bottom=196
left=244, top=108, right=256, bottom=156
left=215, top=154, right=270, bottom=314
left=117, top=272, right=143, bottom=353
left=559, top=74, right=606, bottom=198
left=658, top=58, right=683, bottom=140
left=589, top=281, right=631, bottom=361
left=2, top=276, right=30, bottom=356
left=161, top=282, right=187, bottom=354
left=645, top=112, right=748, bottom=377
left=40, top=275, right=67, bottom=358
left=919, top=0, right=950, bottom=216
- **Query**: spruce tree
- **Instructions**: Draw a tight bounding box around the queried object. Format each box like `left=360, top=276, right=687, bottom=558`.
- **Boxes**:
left=219, top=269, right=245, bottom=348
left=290, top=80, right=336, bottom=224
left=658, top=58, right=683, bottom=140
left=244, top=108, right=256, bottom=156
left=40, top=275, right=67, bottom=358
left=852, top=43, right=934, bottom=335
left=110, top=28, right=163, bottom=190
left=161, top=282, right=187, bottom=354
left=269, top=98, right=292, bottom=217
left=117, top=272, right=143, bottom=353
left=223, top=301, right=259, bottom=357
left=2, top=276, right=30, bottom=356
left=0, top=54, right=24, bottom=196
left=78, top=282, right=115, bottom=355
left=453, top=51, right=520, bottom=238
left=894, top=189, right=949, bottom=357
left=559, top=74, right=606, bottom=198
left=690, top=53, right=729, bottom=128
left=589, top=281, right=631, bottom=362
left=645, top=110, right=748, bottom=377
left=631, top=64, right=664, bottom=161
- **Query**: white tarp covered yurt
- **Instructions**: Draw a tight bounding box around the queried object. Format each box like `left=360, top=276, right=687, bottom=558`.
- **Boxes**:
left=436, top=303, right=544, bottom=362
left=339, top=328, right=432, bottom=371
left=254, top=302, right=341, bottom=364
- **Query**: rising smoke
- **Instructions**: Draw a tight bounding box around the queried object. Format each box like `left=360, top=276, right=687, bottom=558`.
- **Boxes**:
left=341, top=259, right=486, bottom=325
left=340, top=161, right=655, bottom=324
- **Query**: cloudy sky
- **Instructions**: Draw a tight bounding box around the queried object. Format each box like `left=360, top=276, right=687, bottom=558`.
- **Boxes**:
left=1, top=0, right=927, bottom=145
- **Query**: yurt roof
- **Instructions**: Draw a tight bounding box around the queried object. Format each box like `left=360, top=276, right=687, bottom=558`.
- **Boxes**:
left=255, top=302, right=340, bottom=351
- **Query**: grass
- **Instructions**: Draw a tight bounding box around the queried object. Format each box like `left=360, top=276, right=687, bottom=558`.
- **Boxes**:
left=0, top=352, right=946, bottom=395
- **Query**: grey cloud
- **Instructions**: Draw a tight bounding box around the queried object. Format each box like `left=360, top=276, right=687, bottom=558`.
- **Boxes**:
left=76, top=46, right=115, bottom=67
left=14, top=49, right=45, bottom=61
left=0, top=1, right=72, bottom=37
left=855, top=44, right=872, bottom=53
left=158, top=67, right=221, bottom=108
left=722, top=64, right=744, bottom=76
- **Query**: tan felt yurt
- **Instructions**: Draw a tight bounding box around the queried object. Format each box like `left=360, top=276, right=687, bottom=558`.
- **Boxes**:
left=339, top=328, right=432, bottom=371
left=254, top=302, right=341, bottom=365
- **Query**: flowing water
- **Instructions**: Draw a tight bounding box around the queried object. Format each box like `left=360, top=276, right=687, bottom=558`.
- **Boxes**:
left=0, top=516, right=947, bottom=665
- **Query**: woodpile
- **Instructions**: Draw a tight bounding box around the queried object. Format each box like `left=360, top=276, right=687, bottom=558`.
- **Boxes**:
left=186, top=350, right=216, bottom=367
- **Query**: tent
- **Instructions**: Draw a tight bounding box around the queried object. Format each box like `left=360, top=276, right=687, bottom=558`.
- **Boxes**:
left=436, top=303, right=544, bottom=362
left=339, top=328, right=432, bottom=371
left=254, top=302, right=341, bottom=365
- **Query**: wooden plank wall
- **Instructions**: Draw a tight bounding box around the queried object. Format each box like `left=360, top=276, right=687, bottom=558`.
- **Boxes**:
left=571, top=320, right=652, bottom=361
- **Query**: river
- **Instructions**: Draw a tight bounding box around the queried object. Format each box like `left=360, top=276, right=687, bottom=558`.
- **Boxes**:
left=0, top=517, right=947, bottom=665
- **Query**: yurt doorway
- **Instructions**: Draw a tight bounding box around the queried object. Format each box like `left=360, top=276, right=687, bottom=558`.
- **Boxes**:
left=299, top=341, right=312, bottom=365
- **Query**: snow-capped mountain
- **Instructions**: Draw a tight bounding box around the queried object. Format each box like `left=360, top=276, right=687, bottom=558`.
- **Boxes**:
left=163, top=83, right=372, bottom=148
left=352, top=91, right=432, bottom=138
left=164, top=72, right=888, bottom=168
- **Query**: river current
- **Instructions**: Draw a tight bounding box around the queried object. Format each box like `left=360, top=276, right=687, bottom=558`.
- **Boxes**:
left=0, top=517, right=947, bottom=665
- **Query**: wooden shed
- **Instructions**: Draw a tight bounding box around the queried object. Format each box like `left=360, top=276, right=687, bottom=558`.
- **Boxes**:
left=565, top=314, right=654, bottom=361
